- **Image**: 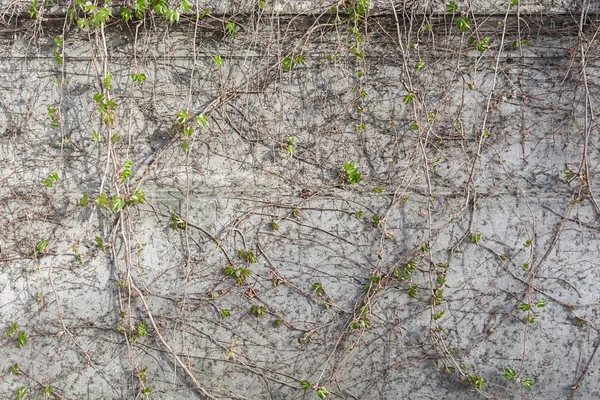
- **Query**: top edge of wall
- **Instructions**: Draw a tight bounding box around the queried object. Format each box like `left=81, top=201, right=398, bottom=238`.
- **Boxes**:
left=0, top=0, right=597, bottom=16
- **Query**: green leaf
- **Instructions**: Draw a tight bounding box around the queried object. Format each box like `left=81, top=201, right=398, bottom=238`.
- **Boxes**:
left=343, top=162, right=363, bottom=184
left=35, top=239, right=48, bottom=253
left=131, top=190, right=146, bottom=204
left=166, top=8, right=180, bottom=24
left=111, top=133, right=121, bottom=144
left=8, top=363, right=19, bottom=375
left=536, top=298, right=547, bottom=308
left=286, top=137, right=296, bottom=156
left=92, top=130, right=103, bottom=142
left=111, top=196, right=125, bottom=213
left=196, top=113, right=209, bottom=127
left=131, top=72, right=146, bottom=83
left=282, top=56, right=294, bottom=70
left=301, top=380, right=311, bottom=390
left=96, top=193, right=109, bottom=209
left=372, top=214, right=381, bottom=227
left=80, top=192, right=89, bottom=207
left=95, top=236, right=105, bottom=251
left=121, top=7, right=132, bottom=22
left=134, top=0, right=148, bottom=17
left=519, top=303, right=530, bottom=311
left=153, top=0, right=167, bottom=15
left=408, top=284, right=418, bottom=298
left=446, top=1, right=458, bottom=13
left=180, top=0, right=193, bottom=12
left=220, top=309, right=231, bottom=318
left=91, top=7, right=111, bottom=27
left=524, top=377, right=533, bottom=390
left=137, top=321, right=148, bottom=337
left=226, top=21, right=237, bottom=38
left=250, top=305, right=266, bottom=317
left=212, top=54, right=224, bottom=67
left=43, top=172, right=59, bottom=188
left=17, top=331, right=28, bottom=349
left=503, top=366, right=516, bottom=381
left=403, top=92, right=415, bottom=104
left=317, top=387, right=330, bottom=398
left=456, top=16, right=471, bottom=32
left=312, top=282, right=324, bottom=296
left=41, top=385, right=54, bottom=397
left=176, top=109, right=191, bottom=124
left=6, top=322, right=19, bottom=337
left=77, top=18, right=89, bottom=30
left=17, top=387, right=27, bottom=400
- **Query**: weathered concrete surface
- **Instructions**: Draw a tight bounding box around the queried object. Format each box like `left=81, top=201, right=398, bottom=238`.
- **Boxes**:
left=1, top=0, right=598, bottom=15
left=1, top=4, right=600, bottom=400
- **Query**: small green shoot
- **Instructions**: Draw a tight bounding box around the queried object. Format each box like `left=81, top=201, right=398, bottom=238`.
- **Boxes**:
left=17, top=387, right=27, bottom=400
left=343, top=162, right=363, bottom=184
left=312, top=282, right=324, bottom=297
left=6, top=323, right=19, bottom=337
left=17, top=331, right=28, bottom=349
left=35, top=239, right=48, bottom=254
left=456, top=16, right=470, bottom=32
left=8, top=363, right=19, bottom=375
left=43, top=172, right=59, bottom=188
left=237, top=249, right=257, bottom=263
left=212, top=54, right=224, bottom=67
left=317, top=386, right=330, bottom=398
left=226, top=21, right=237, bottom=38
left=503, top=367, right=516, bottom=381
left=446, top=1, right=458, bottom=13
left=250, top=305, right=266, bottom=317
left=223, top=265, right=251, bottom=285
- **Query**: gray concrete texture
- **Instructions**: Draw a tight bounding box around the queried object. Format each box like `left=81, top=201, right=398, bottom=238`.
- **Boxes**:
left=1, top=2, right=600, bottom=400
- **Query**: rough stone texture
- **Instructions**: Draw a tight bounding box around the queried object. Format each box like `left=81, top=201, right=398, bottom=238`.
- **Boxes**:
left=1, top=3, right=600, bottom=400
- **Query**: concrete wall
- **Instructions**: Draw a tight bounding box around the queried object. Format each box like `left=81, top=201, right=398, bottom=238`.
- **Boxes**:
left=1, top=1, right=600, bottom=399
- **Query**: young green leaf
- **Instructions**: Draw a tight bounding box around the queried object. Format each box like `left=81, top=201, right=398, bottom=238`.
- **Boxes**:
left=17, top=387, right=27, bottom=400
left=226, top=21, right=238, bottom=38
left=503, top=366, right=516, bottom=380
left=317, top=387, right=330, bottom=398
left=35, top=239, right=48, bottom=253
left=456, top=16, right=470, bottom=32
left=212, top=54, right=224, bottom=67
left=95, top=236, right=106, bottom=251
left=111, top=196, right=125, bottom=213
left=17, top=331, right=28, bottom=349
left=80, top=192, right=89, bottom=207
left=6, top=322, right=19, bottom=337
left=196, top=113, right=209, bottom=127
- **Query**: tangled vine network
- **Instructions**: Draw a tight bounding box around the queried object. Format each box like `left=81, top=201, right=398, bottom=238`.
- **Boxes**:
left=1, top=0, right=599, bottom=399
